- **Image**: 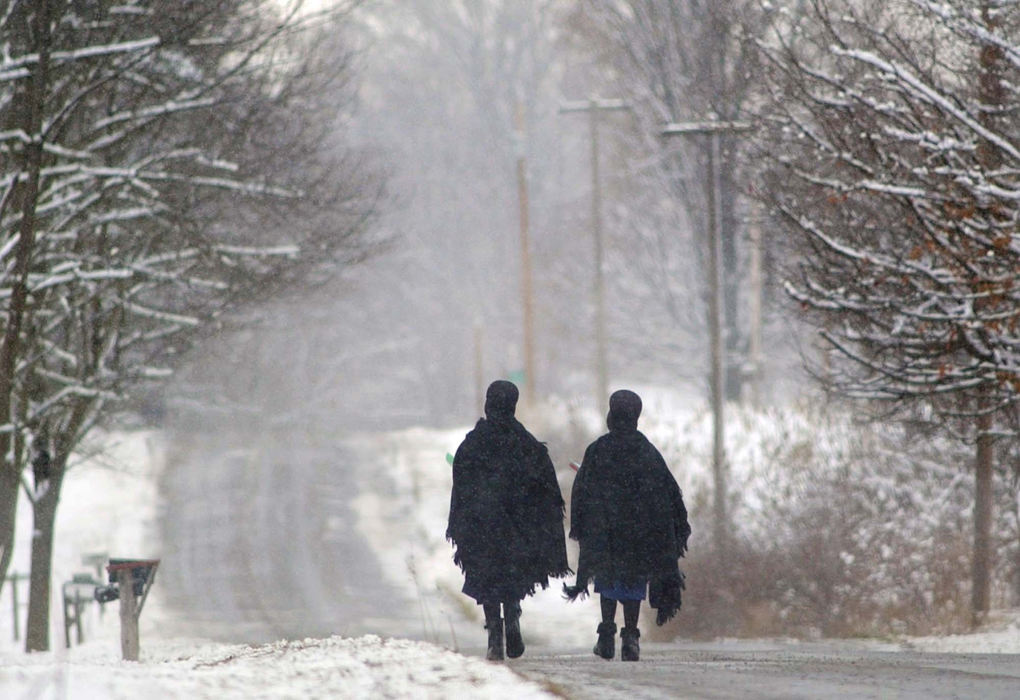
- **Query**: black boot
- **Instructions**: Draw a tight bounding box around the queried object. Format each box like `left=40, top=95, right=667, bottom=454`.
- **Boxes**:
left=485, top=618, right=504, bottom=661
left=621, top=627, right=640, bottom=661
left=593, top=621, right=616, bottom=659
left=504, top=602, right=524, bottom=658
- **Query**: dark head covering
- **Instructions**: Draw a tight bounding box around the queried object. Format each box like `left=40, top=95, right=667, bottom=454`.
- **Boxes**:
left=607, top=389, right=642, bottom=432
left=484, top=380, right=519, bottom=421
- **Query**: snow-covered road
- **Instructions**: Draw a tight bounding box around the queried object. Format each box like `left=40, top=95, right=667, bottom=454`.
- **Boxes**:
left=513, top=639, right=1020, bottom=699
left=157, top=427, right=597, bottom=649
left=159, top=439, right=422, bottom=643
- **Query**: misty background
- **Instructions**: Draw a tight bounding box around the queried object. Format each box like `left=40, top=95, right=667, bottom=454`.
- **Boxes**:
left=151, top=0, right=814, bottom=642
left=164, top=0, right=802, bottom=436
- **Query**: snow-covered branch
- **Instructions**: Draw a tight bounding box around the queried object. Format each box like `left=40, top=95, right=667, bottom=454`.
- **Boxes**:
left=758, top=0, right=1020, bottom=420
left=831, top=46, right=1020, bottom=162
left=0, top=37, right=161, bottom=80
left=122, top=302, right=200, bottom=327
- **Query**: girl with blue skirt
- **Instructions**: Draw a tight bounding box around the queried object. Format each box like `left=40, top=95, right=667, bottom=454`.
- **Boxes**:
left=564, top=389, right=691, bottom=661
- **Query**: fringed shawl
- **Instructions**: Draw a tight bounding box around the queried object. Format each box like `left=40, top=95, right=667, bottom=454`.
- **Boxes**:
left=447, top=412, right=570, bottom=600
left=565, top=423, right=690, bottom=624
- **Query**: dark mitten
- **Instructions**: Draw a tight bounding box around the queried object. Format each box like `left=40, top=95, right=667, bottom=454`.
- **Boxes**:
left=562, top=582, right=589, bottom=601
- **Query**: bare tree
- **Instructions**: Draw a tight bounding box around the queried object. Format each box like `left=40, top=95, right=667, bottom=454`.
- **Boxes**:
left=566, top=0, right=780, bottom=399
left=0, top=0, right=377, bottom=649
left=0, top=0, right=60, bottom=612
left=755, top=0, right=1020, bottom=624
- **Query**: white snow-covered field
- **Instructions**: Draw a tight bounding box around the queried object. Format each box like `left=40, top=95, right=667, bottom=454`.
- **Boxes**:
left=904, top=607, right=1020, bottom=654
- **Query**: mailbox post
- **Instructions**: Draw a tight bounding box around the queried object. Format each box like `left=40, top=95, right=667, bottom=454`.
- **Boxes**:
left=104, top=558, right=159, bottom=661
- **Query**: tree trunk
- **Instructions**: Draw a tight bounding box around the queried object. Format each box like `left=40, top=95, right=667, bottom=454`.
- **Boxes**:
left=23, top=396, right=92, bottom=651
left=24, top=459, right=62, bottom=652
left=24, top=500, right=56, bottom=652
left=0, top=0, right=53, bottom=591
left=1014, top=488, right=1020, bottom=606
left=971, top=410, right=994, bottom=627
left=0, top=458, right=17, bottom=592
left=970, top=1, right=1004, bottom=628
left=515, top=102, right=536, bottom=408
left=745, top=205, right=763, bottom=407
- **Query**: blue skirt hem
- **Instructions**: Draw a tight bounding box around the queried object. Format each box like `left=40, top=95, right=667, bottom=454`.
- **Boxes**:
left=593, top=579, right=647, bottom=601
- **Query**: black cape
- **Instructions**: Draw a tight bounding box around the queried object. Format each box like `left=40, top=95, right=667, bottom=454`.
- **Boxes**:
left=447, top=403, right=570, bottom=603
left=565, top=415, right=690, bottom=624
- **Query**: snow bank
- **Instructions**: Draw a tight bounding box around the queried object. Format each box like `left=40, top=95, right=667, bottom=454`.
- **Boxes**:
left=1, top=634, right=554, bottom=699
left=904, top=609, right=1020, bottom=654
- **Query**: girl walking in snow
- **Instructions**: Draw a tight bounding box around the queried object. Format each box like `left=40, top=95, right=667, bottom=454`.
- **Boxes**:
left=564, top=389, right=690, bottom=661
left=447, top=380, right=570, bottom=660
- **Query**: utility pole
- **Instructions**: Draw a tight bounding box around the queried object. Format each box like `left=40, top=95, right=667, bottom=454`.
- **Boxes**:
left=560, top=97, right=629, bottom=416
left=662, top=119, right=752, bottom=552
left=514, top=101, right=536, bottom=406
left=746, top=204, right=764, bottom=408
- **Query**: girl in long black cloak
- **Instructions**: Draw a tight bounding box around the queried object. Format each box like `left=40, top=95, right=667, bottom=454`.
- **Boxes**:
left=564, top=389, right=691, bottom=661
left=447, top=380, right=570, bottom=661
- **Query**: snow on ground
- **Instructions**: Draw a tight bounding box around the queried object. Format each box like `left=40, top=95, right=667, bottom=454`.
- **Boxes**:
left=4, top=389, right=1020, bottom=698
left=0, top=431, right=555, bottom=699
left=2, top=634, right=553, bottom=699
left=903, top=609, right=1020, bottom=654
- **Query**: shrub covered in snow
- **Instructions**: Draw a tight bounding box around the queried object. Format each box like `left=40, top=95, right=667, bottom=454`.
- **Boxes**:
left=634, top=398, right=1019, bottom=639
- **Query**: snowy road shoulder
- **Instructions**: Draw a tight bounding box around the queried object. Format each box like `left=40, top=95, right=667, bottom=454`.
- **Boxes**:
left=0, top=634, right=557, bottom=700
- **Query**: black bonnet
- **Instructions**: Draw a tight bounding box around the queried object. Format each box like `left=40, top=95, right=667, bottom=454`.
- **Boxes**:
left=484, top=380, right=519, bottom=420
left=607, top=389, right=642, bottom=431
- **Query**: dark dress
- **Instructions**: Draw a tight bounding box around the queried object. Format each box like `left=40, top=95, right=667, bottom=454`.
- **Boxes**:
left=565, top=391, right=691, bottom=624
left=446, top=382, right=570, bottom=604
